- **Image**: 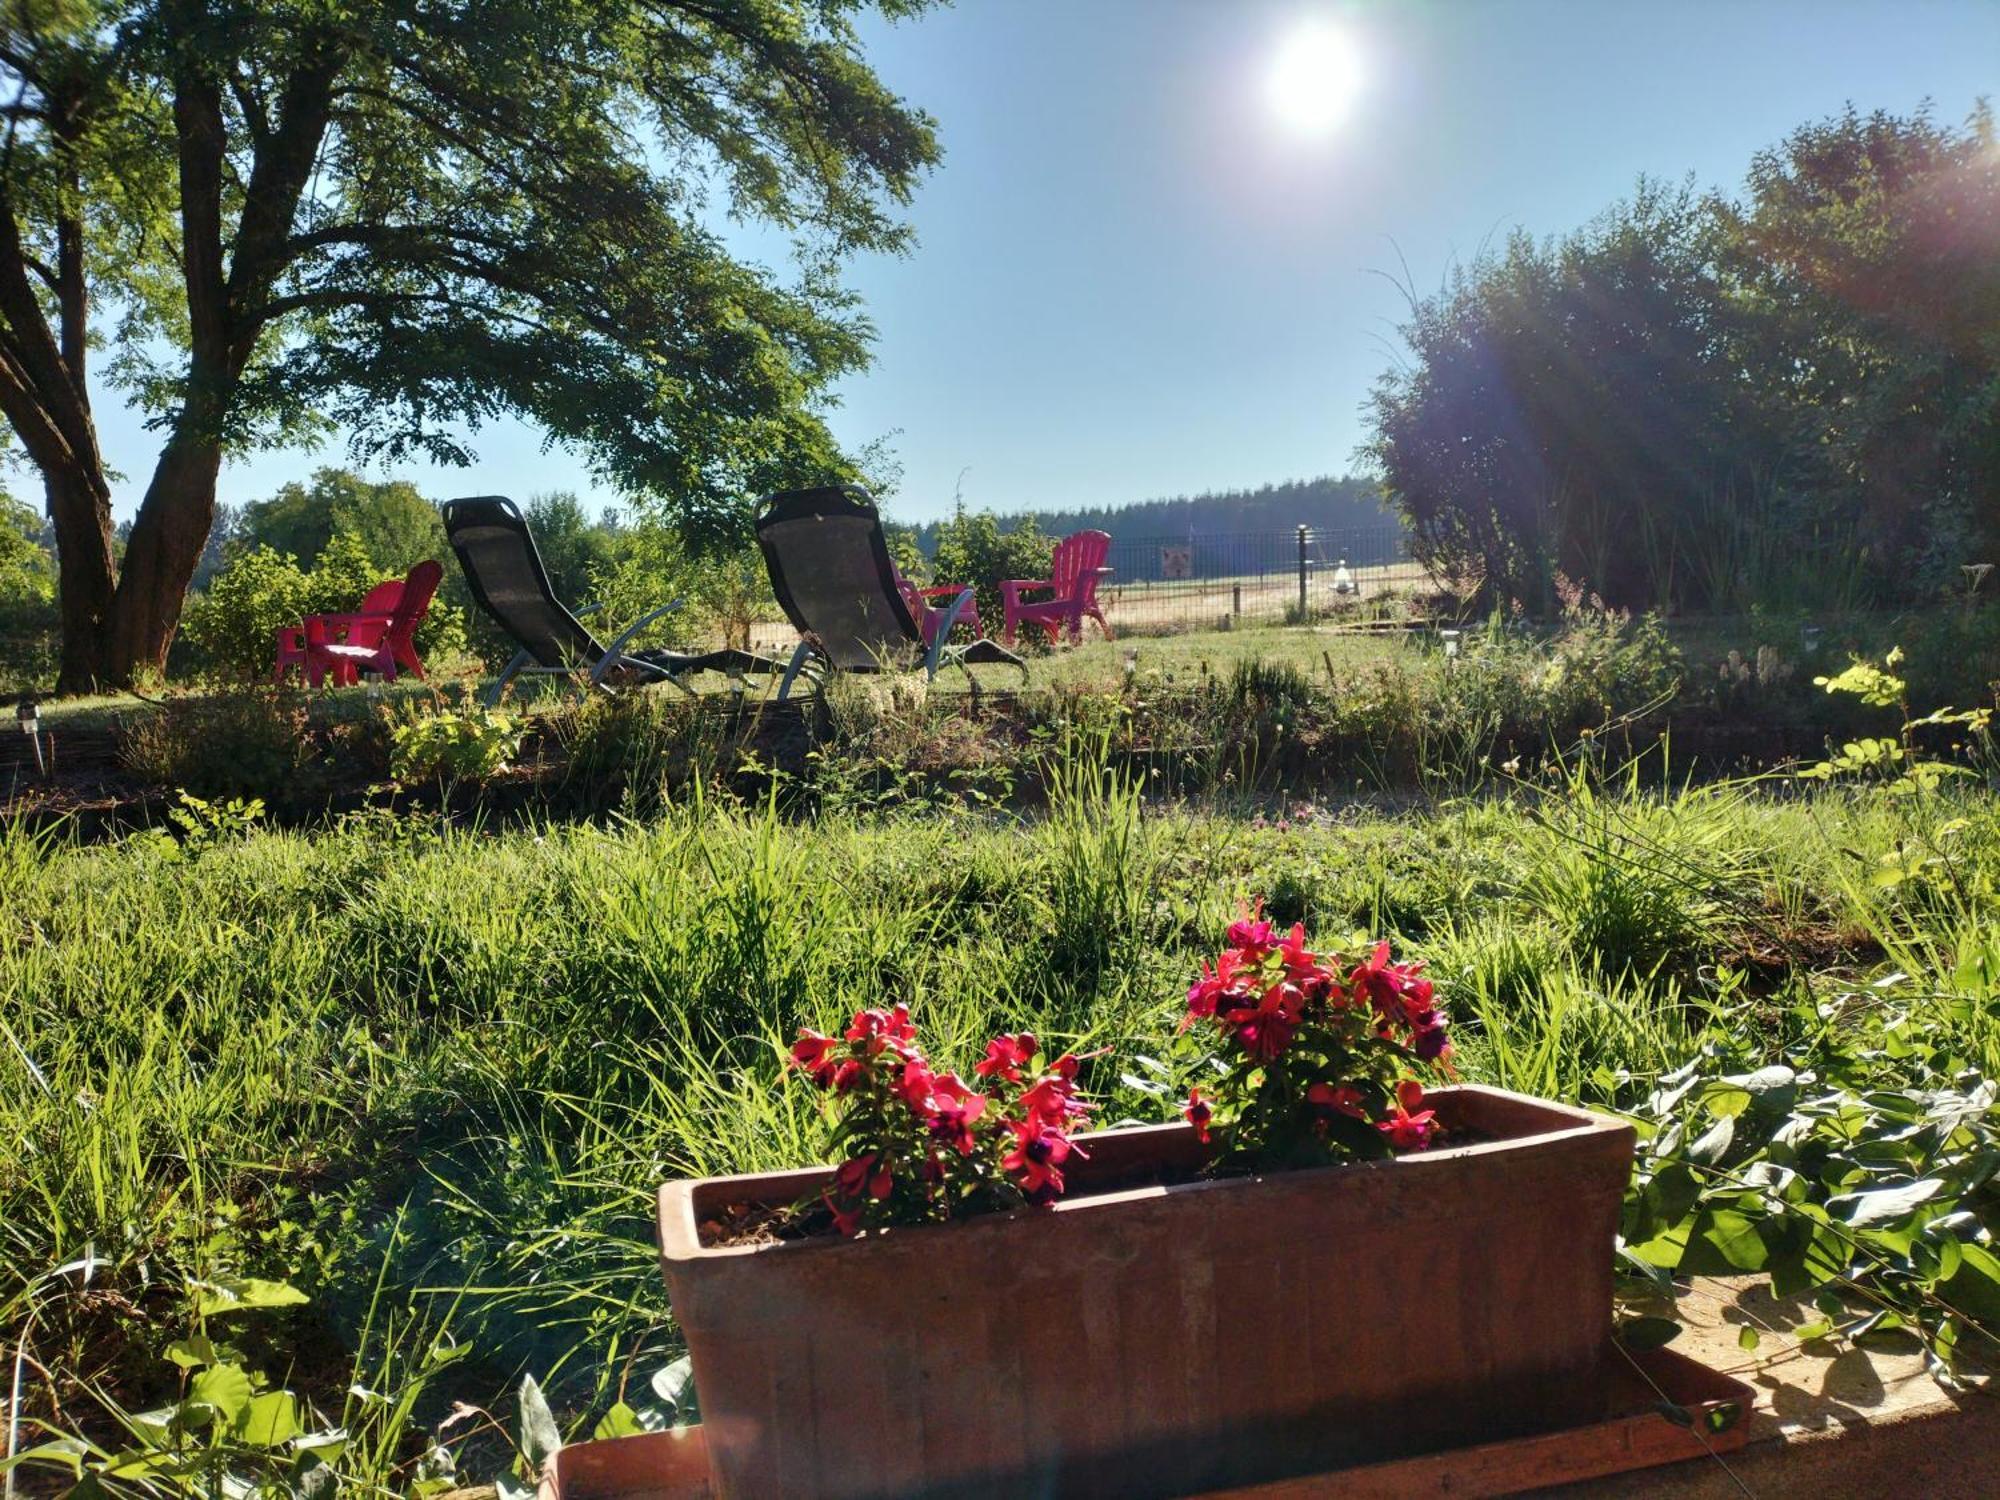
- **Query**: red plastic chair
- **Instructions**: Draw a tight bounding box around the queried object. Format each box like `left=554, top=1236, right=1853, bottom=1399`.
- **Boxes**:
left=895, top=572, right=985, bottom=647
left=1001, top=530, right=1113, bottom=646
left=303, top=561, right=443, bottom=687
left=274, top=578, right=405, bottom=682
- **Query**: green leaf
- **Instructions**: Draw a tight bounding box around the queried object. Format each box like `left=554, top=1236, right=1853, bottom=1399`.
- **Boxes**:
left=164, top=1335, right=217, bottom=1370
left=1792, top=1318, right=1835, bottom=1343
left=1737, top=1324, right=1761, bottom=1352
left=188, top=1362, right=254, bottom=1424
left=1686, top=1115, right=1735, bottom=1166
left=235, top=1391, right=302, bottom=1447
left=649, top=1356, right=699, bottom=1424
left=592, top=1402, right=644, bottom=1441
left=1828, top=1178, right=1944, bottom=1227
left=1937, top=1241, right=2000, bottom=1327
left=518, top=1374, right=562, bottom=1468
left=1619, top=1316, right=1682, bottom=1350
left=195, top=1278, right=309, bottom=1317
left=1686, top=1208, right=1769, bottom=1273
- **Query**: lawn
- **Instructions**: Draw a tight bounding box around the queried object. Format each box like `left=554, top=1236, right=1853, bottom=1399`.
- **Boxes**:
left=3, top=752, right=1996, bottom=1494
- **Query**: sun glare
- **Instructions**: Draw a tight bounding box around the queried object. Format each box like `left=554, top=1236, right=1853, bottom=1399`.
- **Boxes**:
left=1266, top=21, right=1363, bottom=139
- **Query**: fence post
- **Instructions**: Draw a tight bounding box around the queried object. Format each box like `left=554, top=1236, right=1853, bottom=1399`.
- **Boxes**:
left=1232, top=582, right=1241, bottom=617
left=1296, top=525, right=1309, bottom=620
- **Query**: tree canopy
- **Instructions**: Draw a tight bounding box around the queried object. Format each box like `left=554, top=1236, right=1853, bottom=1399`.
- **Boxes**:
left=0, top=0, right=938, bottom=689
left=1366, top=105, right=2000, bottom=613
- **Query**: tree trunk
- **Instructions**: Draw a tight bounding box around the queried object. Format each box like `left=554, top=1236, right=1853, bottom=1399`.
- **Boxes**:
left=45, top=461, right=119, bottom=694
left=103, top=433, right=225, bottom=686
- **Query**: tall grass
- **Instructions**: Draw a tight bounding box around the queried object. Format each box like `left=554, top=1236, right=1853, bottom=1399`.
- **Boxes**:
left=2, top=760, right=1995, bottom=1490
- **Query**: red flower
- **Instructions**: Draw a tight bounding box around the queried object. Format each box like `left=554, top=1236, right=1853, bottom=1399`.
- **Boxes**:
left=1017, top=1071, right=1089, bottom=1127
left=1226, top=901, right=1276, bottom=958
left=1307, top=1081, right=1366, bottom=1118
left=844, top=1005, right=919, bottom=1056
left=1002, top=1120, right=1078, bottom=1201
left=1217, top=979, right=1302, bottom=1061
left=824, top=1193, right=862, bottom=1237
left=1277, top=921, right=1319, bottom=978
left=1377, top=1080, right=1437, bottom=1150
left=974, top=1031, right=1038, bottom=1082
left=897, top=1057, right=939, bottom=1113
left=831, top=1058, right=864, bottom=1093
left=1184, top=952, right=1245, bottom=1024
left=833, top=1151, right=893, bottom=1201
left=789, top=1029, right=840, bottom=1087
left=1183, top=1087, right=1213, bottom=1143
left=923, top=1072, right=989, bottom=1155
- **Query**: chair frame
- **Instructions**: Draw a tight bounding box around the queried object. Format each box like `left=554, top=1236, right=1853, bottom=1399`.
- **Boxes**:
left=444, top=496, right=779, bottom=706
left=1001, top=530, right=1115, bottom=646
left=754, top=485, right=1024, bottom=703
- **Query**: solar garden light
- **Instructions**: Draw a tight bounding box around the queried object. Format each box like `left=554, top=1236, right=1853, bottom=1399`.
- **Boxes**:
left=16, top=695, right=44, bottom=777
left=1800, top=622, right=1823, bottom=653
left=1123, top=646, right=1139, bottom=681
left=1963, top=563, right=1992, bottom=601
left=1440, top=629, right=1462, bottom=664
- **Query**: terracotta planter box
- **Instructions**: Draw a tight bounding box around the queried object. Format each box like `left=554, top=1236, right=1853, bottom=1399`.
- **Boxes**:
left=657, top=1084, right=1634, bottom=1499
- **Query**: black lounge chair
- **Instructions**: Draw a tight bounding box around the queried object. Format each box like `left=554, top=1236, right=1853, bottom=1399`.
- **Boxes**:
left=443, top=495, right=781, bottom=704
left=754, top=485, right=1027, bottom=701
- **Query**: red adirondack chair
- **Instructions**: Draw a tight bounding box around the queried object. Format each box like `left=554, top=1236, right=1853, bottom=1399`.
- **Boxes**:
left=302, top=561, right=444, bottom=688
left=1001, top=530, right=1113, bottom=646
left=274, top=578, right=406, bottom=682
left=895, top=572, right=985, bottom=646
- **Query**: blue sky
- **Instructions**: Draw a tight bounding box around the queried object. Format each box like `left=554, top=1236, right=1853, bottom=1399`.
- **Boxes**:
left=93, top=0, right=2000, bottom=526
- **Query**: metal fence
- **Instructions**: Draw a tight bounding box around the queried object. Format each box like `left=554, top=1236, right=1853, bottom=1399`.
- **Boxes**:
left=1090, top=525, right=1425, bottom=635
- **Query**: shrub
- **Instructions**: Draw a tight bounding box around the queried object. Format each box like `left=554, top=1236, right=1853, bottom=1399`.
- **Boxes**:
left=116, top=687, right=318, bottom=798
left=388, top=694, right=527, bottom=785
left=928, top=509, right=1054, bottom=626
left=179, top=534, right=467, bottom=679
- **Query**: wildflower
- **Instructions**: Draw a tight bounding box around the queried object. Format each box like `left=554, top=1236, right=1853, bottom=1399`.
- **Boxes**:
left=845, top=1004, right=919, bottom=1057
left=1377, top=1081, right=1437, bottom=1151
left=1183, top=1087, right=1213, bottom=1143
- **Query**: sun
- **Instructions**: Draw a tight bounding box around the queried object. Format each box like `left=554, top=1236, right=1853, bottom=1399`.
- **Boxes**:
left=1266, top=21, right=1363, bottom=139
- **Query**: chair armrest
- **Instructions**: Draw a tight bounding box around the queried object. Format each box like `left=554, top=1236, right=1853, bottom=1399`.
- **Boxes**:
left=308, top=611, right=396, bottom=629
left=1001, top=579, right=1054, bottom=607
left=591, top=599, right=686, bottom=686
left=915, top=584, right=971, bottom=601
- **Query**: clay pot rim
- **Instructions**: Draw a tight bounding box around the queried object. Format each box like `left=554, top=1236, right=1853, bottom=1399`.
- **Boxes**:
left=658, top=1082, right=1631, bottom=1266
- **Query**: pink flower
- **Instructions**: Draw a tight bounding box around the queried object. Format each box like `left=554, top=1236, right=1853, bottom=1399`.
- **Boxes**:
left=923, top=1072, right=989, bottom=1155
left=1226, top=901, right=1277, bottom=959
left=833, top=1151, right=893, bottom=1201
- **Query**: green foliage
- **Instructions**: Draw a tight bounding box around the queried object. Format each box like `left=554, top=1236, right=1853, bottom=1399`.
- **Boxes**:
left=238, top=469, right=446, bottom=575
left=116, top=687, right=318, bottom=798
left=388, top=696, right=527, bottom=786
left=0, top=487, right=57, bottom=689
left=928, top=508, right=1055, bottom=624
left=1368, top=105, right=2000, bottom=611
left=1620, top=996, right=1999, bottom=1382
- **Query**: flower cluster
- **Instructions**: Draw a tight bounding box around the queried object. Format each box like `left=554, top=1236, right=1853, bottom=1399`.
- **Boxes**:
left=789, top=1007, right=1091, bottom=1237
left=1180, top=905, right=1451, bottom=1166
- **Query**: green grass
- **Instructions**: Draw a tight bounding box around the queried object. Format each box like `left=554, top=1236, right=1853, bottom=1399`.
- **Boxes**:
left=4, top=752, right=1996, bottom=1491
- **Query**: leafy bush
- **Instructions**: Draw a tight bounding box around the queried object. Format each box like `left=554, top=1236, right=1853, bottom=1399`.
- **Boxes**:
left=0, top=489, right=57, bottom=691
left=388, top=695, right=527, bottom=785
left=180, top=534, right=466, bottom=679
left=928, top=508, right=1054, bottom=626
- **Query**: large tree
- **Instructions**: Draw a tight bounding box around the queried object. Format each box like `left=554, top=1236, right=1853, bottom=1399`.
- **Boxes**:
left=0, top=0, right=936, bottom=691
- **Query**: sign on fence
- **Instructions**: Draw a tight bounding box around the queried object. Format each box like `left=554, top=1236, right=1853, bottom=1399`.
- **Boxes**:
left=1159, top=546, right=1192, bottom=580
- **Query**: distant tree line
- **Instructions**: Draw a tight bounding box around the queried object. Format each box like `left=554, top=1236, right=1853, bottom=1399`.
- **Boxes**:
left=1366, top=105, right=2000, bottom=614
left=914, top=476, right=1398, bottom=558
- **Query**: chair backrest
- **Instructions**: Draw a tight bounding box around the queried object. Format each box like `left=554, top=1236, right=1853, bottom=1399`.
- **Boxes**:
left=442, top=496, right=605, bottom=669
left=1051, top=530, right=1111, bottom=604
left=755, top=485, right=922, bottom=672
left=356, top=579, right=407, bottom=617
left=384, top=560, right=443, bottom=644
